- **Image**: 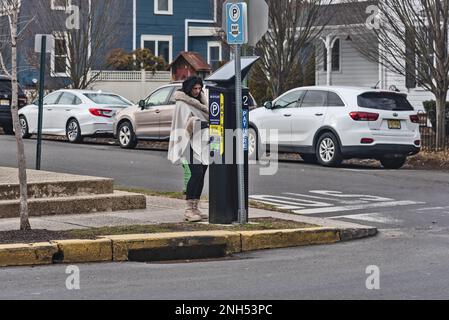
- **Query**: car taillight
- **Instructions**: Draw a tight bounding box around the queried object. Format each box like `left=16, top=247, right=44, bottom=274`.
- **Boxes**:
left=89, top=108, right=113, bottom=118
left=349, top=112, right=379, bottom=121
left=361, top=138, right=374, bottom=144
left=410, top=115, right=420, bottom=124
left=415, top=140, right=421, bottom=146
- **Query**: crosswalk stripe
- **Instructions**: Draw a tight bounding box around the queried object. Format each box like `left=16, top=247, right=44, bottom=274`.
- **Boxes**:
left=330, top=213, right=402, bottom=224
left=292, top=200, right=425, bottom=215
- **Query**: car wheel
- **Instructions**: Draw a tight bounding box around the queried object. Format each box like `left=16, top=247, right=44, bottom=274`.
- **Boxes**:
left=66, top=119, right=83, bottom=143
left=380, top=156, right=407, bottom=169
left=118, top=121, right=138, bottom=149
left=19, top=116, right=31, bottom=139
left=316, top=133, right=343, bottom=167
left=300, top=154, right=317, bottom=164
left=248, top=128, right=258, bottom=160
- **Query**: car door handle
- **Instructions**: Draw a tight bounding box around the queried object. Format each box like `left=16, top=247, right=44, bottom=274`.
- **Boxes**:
left=46, top=108, right=53, bottom=111
left=315, top=113, right=324, bottom=117
left=155, top=110, right=161, bottom=114
left=284, top=114, right=292, bottom=117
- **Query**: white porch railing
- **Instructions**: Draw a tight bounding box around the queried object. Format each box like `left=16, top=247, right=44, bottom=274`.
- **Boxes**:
left=90, top=70, right=172, bottom=82
left=89, top=70, right=172, bottom=102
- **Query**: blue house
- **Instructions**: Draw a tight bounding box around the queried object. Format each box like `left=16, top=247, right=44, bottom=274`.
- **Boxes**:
left=134, top=0, right=224, bottom=70
left=9, top=0, right=224, bottom=88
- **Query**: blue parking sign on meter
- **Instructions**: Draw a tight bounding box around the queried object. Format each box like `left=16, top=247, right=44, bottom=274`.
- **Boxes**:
left=226, top=2, right=248, bottom=45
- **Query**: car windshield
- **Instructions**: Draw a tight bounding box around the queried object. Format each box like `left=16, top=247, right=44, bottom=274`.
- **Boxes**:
left=84, top=93, right=132, bottom=106
left=0, top=80, right=25, bottom=95
left=358, top=92, right=414, bottom=111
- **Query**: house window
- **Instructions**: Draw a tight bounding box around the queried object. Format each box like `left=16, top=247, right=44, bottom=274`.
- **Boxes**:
left=141, top=35, right=173, bottom=64
left=51, top=33, right=69, bottom=77
left=51, top=0, right=71, bottom=10
left=324, top=38, right=341, bottom=72
left=207, top=41, right=222, bottom=71
left=154, top=0, right=173, bottom=15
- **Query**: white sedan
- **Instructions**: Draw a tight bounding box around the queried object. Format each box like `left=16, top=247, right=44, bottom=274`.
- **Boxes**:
left=19, top=89, right=133, bottom=143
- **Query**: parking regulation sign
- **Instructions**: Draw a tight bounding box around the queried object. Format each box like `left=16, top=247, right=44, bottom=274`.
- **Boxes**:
left=225, top=2, right=248, bottom=45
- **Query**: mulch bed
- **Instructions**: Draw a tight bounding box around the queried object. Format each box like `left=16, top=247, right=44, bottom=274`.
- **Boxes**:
left=0, top=230, right=88, bottom=245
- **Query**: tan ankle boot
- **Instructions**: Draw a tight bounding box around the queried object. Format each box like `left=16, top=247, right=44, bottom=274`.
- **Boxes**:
left=193, top=199, right=208, bottom=220
left=185, top=200, right=202, bottom=222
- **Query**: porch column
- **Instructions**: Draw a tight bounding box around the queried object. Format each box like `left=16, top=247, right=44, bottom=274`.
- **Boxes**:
left=326, top=36, right=332, bottom=86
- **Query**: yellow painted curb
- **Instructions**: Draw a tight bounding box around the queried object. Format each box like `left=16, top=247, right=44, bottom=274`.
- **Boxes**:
left=102, top=231, right=242, bottom=261
left=0, top=242, right=58, bottom=267
left=52, top=239, right=113, bottom=263
left=239, top=228, right=341, bottom=252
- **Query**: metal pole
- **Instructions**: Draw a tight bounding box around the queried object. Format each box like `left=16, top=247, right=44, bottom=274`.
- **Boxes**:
left=36, top=36, right=46, bottom=170
left=234, top=44, right=247, bottom=225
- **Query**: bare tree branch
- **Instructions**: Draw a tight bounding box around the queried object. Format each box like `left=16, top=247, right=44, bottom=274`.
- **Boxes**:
left=346, top=0, right=449, bottom=148
left=28, top=0, right=128, bottom=89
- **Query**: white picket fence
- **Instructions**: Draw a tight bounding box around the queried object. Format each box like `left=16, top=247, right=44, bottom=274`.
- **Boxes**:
left=89, top=70, right=172, bottom=103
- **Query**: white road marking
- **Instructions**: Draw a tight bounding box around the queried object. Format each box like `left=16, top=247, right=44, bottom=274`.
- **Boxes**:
left=416, top=207, right=449, bottom=211
left=283, top=192, right=339, bottom=201
left=250, top=190, right=426, bottom=216
left=293, top=200, right=425, bottom=215
left=309, top=190, right=394, bottom=202
left=249, top=195, right=333, bottom=210
left=330, top=213, right=402, bottom=225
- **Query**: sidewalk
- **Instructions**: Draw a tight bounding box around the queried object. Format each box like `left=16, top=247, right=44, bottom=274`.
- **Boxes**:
left=0, top=166, right=377, bottom=267
left=0, top=195, right=375, bottom=234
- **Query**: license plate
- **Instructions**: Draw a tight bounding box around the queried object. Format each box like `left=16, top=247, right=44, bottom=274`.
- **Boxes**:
left=0, top=99, right=10, bottom=106
left=388, top=119, right=401, bottom=129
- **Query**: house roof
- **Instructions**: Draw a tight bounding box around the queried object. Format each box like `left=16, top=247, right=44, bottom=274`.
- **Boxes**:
left=171, top=52, right=212, bottom=72
left=314, top=0, right=379, bottom=27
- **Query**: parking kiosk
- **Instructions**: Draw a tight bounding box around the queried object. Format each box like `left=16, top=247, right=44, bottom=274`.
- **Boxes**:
left=206, top=57, right=259, bottom=224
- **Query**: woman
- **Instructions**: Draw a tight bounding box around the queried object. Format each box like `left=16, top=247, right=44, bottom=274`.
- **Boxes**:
left=168, top=76, right=209, bottom=222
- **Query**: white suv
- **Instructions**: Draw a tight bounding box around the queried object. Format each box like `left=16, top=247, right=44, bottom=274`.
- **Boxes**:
left=249, top=86, right=421, bottom=169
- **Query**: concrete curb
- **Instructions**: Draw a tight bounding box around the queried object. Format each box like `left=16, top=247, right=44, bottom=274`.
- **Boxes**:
left=0, top=226, right=377, bottom=268
left=0, top=242, right=59, bottom=267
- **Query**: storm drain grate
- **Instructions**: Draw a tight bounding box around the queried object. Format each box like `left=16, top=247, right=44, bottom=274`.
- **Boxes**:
left=128, top=244, right=227, bottom=262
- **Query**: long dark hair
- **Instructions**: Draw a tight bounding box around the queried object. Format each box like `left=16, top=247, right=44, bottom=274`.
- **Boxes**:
left=182, top=76, right=204, bottom=102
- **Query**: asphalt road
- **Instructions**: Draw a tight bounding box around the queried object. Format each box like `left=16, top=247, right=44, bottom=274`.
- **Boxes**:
left=1, top=135, right=449, bottom=300
left=1, top=232, right=449, bottom=300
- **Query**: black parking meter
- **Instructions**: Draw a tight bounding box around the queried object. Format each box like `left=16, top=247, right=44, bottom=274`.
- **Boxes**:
left=206, top=57, right=259, bottom=225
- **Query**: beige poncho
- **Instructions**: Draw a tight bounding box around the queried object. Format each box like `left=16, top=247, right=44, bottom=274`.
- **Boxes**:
left=168, top=91, right=210, bottom=165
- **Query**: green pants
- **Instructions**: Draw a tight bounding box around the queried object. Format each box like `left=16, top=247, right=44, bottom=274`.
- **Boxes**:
left=182, top=159, right=191, bottom=194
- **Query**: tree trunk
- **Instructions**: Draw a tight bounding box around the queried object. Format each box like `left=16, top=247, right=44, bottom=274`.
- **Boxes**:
left=435, top=93, right=447, bottom=151
left=10, top=8, right=31, bottom=231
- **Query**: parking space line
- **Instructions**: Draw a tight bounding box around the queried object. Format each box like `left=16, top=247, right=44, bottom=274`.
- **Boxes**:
left=330, top=213, right=402, bottom=225
left=293, top=200, right=425, bottom=215
left=416, top=207, right=449, bottom=211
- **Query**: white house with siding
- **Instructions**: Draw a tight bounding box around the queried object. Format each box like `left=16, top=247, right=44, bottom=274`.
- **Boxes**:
left=315, top=1, right=435, bottom=111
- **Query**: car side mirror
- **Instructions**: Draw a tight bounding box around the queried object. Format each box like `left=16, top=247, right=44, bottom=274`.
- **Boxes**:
left=264, top=101, right=273, bottom=110
left=138, top=100, right=146, bottom=110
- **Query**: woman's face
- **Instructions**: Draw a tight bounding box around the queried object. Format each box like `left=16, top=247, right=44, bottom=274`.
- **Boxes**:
left=191, top=84, right=203, bottom=98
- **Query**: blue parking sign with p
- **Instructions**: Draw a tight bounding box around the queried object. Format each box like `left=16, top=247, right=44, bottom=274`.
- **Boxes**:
left=226, top=2, right=248, bottom=45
